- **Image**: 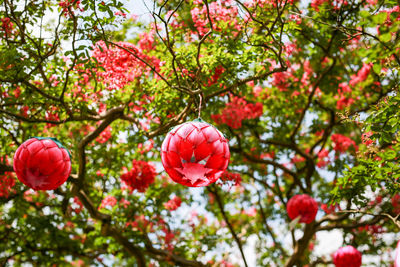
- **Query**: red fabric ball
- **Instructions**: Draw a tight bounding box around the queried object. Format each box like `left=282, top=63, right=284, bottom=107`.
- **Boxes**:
left=13, top=137, right=71, bottom=190
left=161, top=120, right=230, bottom=187
left=394, top=240, right=400, bottom=267
left=286, top=194, right=318, bottom=224
left=333, top=245, right=362, bottom=267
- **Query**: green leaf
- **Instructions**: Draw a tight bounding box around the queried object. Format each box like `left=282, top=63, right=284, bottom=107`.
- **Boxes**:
left=373, top=63, right=381, bottom=74
left=380, top=33, right=392, bottom=42
left=373, top=12, right=387, bottom=24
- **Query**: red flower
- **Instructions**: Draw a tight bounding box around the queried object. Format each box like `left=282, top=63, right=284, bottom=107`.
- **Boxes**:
left=392, top=194, right=400, bottom=214
left=0, top=156, right=15, bottom=198
left=121, top=160, right=156, bottom=193
left=321, top=203, right=340, bottom=214
left=219, top=170, right=242, bottom=186
left=100, top=195, right=117, bottom=209
left=211, top=96, right=263, bottom=129
left=361, top=131, right=373, bottom=146
left=96, top=126, right=112, bottom=144
left=164, top=196, right=182, bottom=211
left=316, top=148, right=330, bottom=168
left=333, top=245, right=362, bottom=267
left=13, top=137, right=71, bottom=190
left=72, top=196, right=83, bottom=214
left=331, top=134, right=357, bottom=153
left=287, top=194, right=318, bottom=224
left=161, top=120, right=230, bottom=187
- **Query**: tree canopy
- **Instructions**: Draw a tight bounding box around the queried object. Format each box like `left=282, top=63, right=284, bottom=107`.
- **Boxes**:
left=1, top=0, right=400, bottom=266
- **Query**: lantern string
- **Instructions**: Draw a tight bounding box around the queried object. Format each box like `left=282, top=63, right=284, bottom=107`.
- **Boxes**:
left=198, top=93, right=203, bottom=118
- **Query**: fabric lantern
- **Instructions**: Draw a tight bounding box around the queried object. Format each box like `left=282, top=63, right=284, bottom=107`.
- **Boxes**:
left=333, top=245, right=362, bottom=267
left=287, top=194, right=318, bottom=224
left=13, top=137, right=71, bottom=190
left=161, top=119, right=230, bottom=187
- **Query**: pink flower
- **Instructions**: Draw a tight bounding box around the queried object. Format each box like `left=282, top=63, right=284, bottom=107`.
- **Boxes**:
left=349, top=63, right=372, bottom=87
left=164, top=196, right=182, bottom=211
left=100, top=195, right=117, bottom=209
left=92, top=41, right=160, bottom=90
left=333, top=245, right=362, bottom=267
left=287, top=194, right=318, bottom=224
left=331, top=134, right=357, bottom=153
left=211, top=96, right=263, bottom=129
left=244, top=206, right=257, bottom=217
left=317, top=148, right=330, bottom=168
left=96, top=126, right=112, bottom=143
left=120, top=198, right=130, bottom=208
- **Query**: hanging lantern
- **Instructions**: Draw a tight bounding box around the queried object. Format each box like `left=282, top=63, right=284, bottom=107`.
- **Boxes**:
left=13, top=137, right=71, bottom=190
left=287, top=194, right=318, bottom=224
left=161, top=119, right=230, bottom=187
left=333, top=245, right=362, bottom=267
left=394, top=240, right=400, bottom=267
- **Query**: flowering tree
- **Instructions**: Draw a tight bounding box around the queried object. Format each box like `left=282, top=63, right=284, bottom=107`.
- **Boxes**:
left=1, top=0, right=400, bottom=266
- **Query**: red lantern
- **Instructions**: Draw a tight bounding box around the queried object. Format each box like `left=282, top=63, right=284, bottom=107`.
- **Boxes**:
left=394, top=240, right=400, bottom=267
left=333, top=245, right=362, bottom=267
left=161, top=119, right=230, bottom=187
left=13, top=137, right=71, bottom=190
left=286, top=194, right=318, bottom=224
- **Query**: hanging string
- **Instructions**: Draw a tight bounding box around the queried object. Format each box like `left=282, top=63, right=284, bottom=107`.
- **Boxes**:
left=198, top=93, right=203, bottom=119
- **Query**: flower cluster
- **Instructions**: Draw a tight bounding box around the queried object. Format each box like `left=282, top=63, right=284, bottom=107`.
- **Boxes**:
left=392, top=194, right=400, bottom=214
left=0, top=171, right=15, bottom=198
left=208, top=65, right=225, bottom=86
left=349, top=63, right=372, bottom=87
left=191, top=0, right=241, bottom=36
left=211, top=96, right=263, bottom=129
left=1, top=17, right=14, bottom=36
left=0, top=156, right=15, bottom=198
left=335, top=82, right=354, bottom=110
left=72, top=196, right=83, bottom=214
left=59, top=0, right=83, bottom=17
left=316, top=148, right=330, bottom=168
left=361, top=131, right=374, bottom=146
left=100, top=195, right=117, bottom=209
left=331, top=134, right=357, bottom=153
left=96, top=126, right=112, bottom=144
left=92, top=41, right=160, bottom=90
left=121, top=160, right=156, bottom=192
left=355, top=224, right=384, bottom=235
left=219, top=170, right=242, bottom=186
left=163, top=196, right=182, bottom=211
left=321, top=203, right=340, bottom=214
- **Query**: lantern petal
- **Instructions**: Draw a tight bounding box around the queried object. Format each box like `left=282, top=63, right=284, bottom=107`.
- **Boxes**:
left=166, top=151, right=183, bottom=168
left=194, top=141, right=213, bottom=162
left=187, top=128, right=205, bottom=146
left=161, top=133, right=172, bottom=152
left=202, top=125, right=221, bottom=142
left=176, top=123, right=195, bottom=139
left=177, top=138, right=192, bottom=162
left=168, top=134, right=180, bottom=153
left=205, top=154, right=226, bottom=169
